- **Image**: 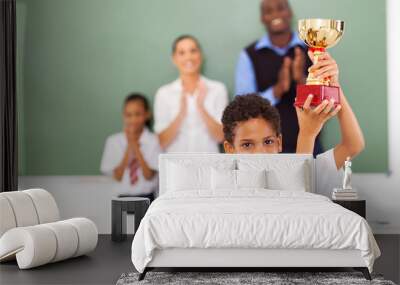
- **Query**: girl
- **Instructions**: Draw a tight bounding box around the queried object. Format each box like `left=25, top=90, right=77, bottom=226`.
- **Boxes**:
left=101, top=93, right=161, bottom=201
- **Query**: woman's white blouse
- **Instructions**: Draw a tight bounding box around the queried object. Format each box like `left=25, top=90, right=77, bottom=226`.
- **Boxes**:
left=154, top=76, right=228, bottom=153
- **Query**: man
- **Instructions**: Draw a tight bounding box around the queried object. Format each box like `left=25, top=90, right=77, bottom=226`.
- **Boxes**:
left=235, top=0, right=322, bottom=154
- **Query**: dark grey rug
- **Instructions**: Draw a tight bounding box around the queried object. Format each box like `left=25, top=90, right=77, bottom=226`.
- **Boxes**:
left=116, top=272, right=396, bottom=285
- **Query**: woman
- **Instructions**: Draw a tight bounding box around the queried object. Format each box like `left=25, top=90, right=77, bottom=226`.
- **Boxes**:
left=154, top=35, right=228, bottom=153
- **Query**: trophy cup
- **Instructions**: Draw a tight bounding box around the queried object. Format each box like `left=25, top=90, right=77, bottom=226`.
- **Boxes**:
left=295, top=19, right=345, bottom=108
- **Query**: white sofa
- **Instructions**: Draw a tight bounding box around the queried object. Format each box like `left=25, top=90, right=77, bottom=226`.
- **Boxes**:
left=0, top=188, right=98, bottom=269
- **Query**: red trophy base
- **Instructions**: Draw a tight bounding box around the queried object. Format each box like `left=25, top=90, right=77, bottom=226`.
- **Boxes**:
left=295, top=85, right=340, bottom=108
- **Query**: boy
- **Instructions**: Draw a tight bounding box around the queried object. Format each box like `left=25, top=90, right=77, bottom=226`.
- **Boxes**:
left=222, top=52, right=365, bottom=196
left=101, top=93, right=161, bottom=201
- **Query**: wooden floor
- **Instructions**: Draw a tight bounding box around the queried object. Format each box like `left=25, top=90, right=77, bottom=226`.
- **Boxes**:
left=0, top=235, right=398, bottom=285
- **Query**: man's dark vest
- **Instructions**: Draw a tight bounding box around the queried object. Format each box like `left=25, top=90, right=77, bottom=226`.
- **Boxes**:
left=245, top=42, right=322, bottom=154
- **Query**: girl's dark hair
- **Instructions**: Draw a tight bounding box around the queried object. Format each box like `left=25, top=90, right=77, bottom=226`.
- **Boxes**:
left=123, top=92, right=152, bottom=128
left=172, top=34, right=202, bottom=54
left=221, top=94, right=281, bottom=144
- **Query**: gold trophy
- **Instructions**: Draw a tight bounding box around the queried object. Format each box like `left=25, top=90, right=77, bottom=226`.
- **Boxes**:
left=295, top=19, right=345, bottom=107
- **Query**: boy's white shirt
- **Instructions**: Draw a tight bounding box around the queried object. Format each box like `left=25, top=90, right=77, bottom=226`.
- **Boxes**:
left=153, top=76, right=228, bottom=153
left=100, top=128, right=161, bottom=196
left=315, top=149, right=343, bottom=196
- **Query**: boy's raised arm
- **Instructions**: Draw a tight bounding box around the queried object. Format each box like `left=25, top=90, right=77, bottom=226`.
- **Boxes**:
left=296, top=94, right=341, bottom=154
left=296, top=52, right=365, bottom=169
left=332, top=88, right=365, bottom=169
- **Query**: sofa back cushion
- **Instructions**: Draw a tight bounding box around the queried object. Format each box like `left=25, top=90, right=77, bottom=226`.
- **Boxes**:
left=0, top=189, right=60, bottom=238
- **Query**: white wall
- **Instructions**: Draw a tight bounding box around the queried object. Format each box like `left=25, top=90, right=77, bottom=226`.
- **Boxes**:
left=18, top=0, right=400, bottom=235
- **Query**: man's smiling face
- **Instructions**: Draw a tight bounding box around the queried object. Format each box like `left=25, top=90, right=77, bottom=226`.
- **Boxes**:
left=260, top=0, right=292, bottom=35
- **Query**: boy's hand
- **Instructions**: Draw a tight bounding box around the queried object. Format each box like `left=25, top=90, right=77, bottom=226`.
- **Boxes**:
left=308, top=51, right=339, bottom=87
left=296, top=94, right=342, bottom=139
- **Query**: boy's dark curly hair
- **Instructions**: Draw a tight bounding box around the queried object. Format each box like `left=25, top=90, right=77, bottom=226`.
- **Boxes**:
left=222, top=94, right=281, bottom=143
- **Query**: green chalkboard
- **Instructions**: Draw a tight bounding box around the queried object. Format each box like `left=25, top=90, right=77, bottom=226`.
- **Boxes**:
left=16, top=0, right=388, bottom=174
